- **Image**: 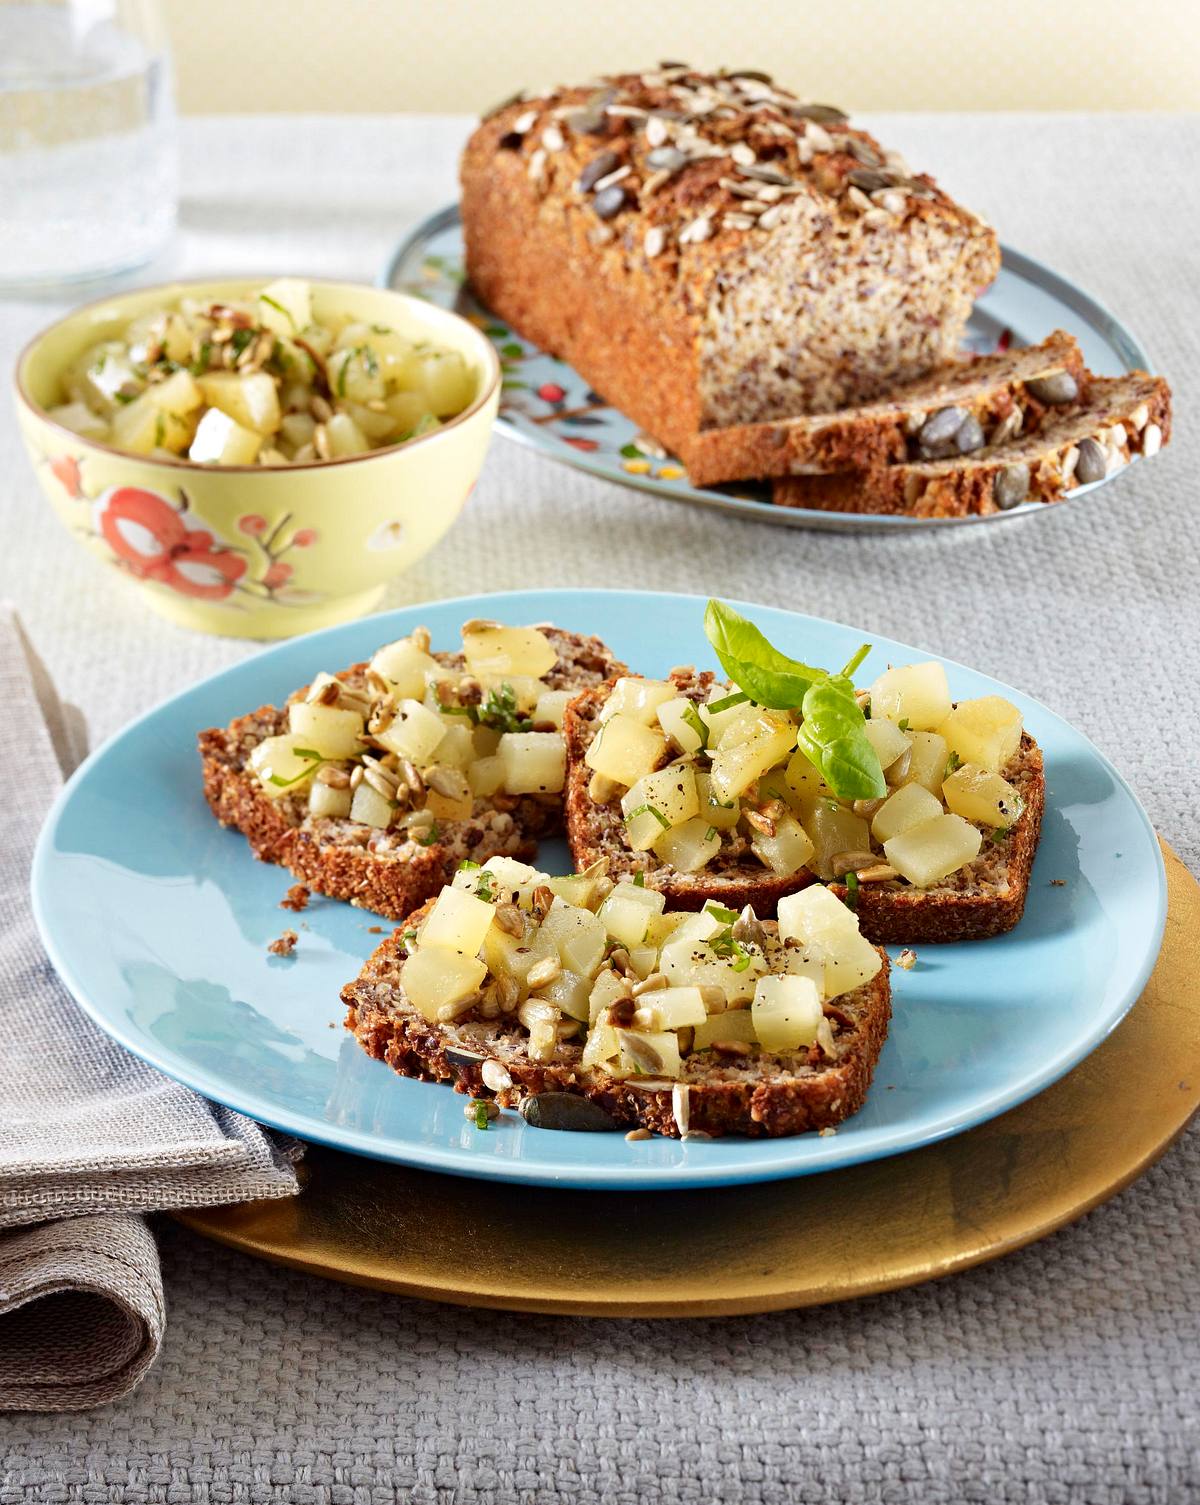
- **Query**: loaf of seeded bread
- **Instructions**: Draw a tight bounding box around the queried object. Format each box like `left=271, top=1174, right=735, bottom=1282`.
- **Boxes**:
left=461, top=67, right=1000, bottom=455
left=678, top=331, right=1088, bottom=486
left=344, top=908, right=891, bottom=1138
left=773, top=372, right=1171, bottom=516
left=199, top=627, right=624, bottom=920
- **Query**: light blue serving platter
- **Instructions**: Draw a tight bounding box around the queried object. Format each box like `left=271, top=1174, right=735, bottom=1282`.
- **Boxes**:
left=383, top=208, right=1154, bottom=533
left=32, top=590, right=1166, bottom=1190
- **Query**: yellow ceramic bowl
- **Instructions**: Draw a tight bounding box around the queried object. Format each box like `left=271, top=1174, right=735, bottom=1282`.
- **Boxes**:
left=14, top=278, right=501, bottom=639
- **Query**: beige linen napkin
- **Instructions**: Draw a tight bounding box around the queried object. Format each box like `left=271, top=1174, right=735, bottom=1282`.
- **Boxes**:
left=0, top=605, right=300, bottom=1412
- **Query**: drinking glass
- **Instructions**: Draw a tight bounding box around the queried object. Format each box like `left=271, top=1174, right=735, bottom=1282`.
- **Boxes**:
left=0, top=0, right=178, bottom=290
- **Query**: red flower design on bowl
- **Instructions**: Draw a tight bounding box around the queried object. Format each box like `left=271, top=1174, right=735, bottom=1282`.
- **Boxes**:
left=94, top=487, right=247, bottom=601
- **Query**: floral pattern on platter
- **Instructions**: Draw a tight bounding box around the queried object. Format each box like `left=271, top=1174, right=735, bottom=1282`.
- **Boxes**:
left=44, top=454, right=323, bottom=609
left=389, top=219, right=1025, bottom=509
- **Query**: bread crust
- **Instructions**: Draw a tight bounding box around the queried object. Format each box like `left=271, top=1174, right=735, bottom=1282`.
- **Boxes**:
left=461, top=71, right=999, bottom=449
left=343, top=915, right=892, bottom=1138
left=199, top=628, right=624, bottom=920
left=679, top=331, right=1087, bottom=486
left=773, top=372, right=1171, bottom=516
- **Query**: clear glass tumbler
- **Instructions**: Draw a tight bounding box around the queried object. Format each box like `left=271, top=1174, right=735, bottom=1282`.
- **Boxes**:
left=0, top=0, right=178, bottom=290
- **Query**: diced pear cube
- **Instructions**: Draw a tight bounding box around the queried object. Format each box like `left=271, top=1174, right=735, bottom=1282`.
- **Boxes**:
left=942, top=764, right=1024, bottom=828
left=432, top=721, right=476, bottom=771
left=617, top=1028, right=682, bottom=1079
left=198, top=371, right=281, bottom=435
left=784, top=747, right=834, bottom=802
left=585, top=713, right=667, bottom=788
left=536, top=968, right=592, bottom=1022
left=589, top=970, right=629, bottom=1027
left=658, top=932, right=765, bottom=1003
left=287, top=700, right=365, bottom=760
left=482, top=920, right=555, bottom=990
left=700, top=692, right=756, bottom=746
left=884, top=813, right=983, bottom=887
left=47, top=400, right=108, bottom=440
left=869, top=661, right=952, bottom=731
left=462, top=623, right=557, bottom=680
left=538, top=902, right=607, bottom=978
left=546, top=871, right=608, bottom=911
left=420, top=886, right=496, bottom=955
left=621, top=766, right=699, bottom=848
left=532, top=689, right=572, bottom=729
left=257, top=277, right=312, bottom=336
left=864, top=718, right=911, bottom=771
left=597, top=884, right=665, bottom=947
left=400, top=947, right=487, bottom=1023
left=498, top=731, right=566, bottom=794
left=653, top=816, right=722, bottom=873
left=372, top=698, right=446, bottom=764
left=308, top=780, right=352, bottom=819
left=898, top=732, right=950, bottom=793
left=776, top=885, right=881, bottom=999
left=798, top=797, right=871, bottom=880
left=468, top=754, right=505, bottom=797
left=112, top=391, right=193, bottom=456
left=188, top=405, right=263, bottom=465
left=752, top=974, right=823, bottom=1052
left=625, top=944, right=659, bottom=979
left=750, top=811, right=816, bottom=877
left=370, top=638, right=440, bottom=699
left=634, top=986, right=708, bottom=1031
left=146, top=368, right=203, bottom=418
left=692, top=1007, right=758, bottom=1052
left=248, top=735, right=321, bottom=798
left=938, top=697, right=1023, bottom=774
left=870, top=782, right=944, bottom=845
left=418, top=349, right=474, bottom=416
left=581, top=1018, right=623, bottom=1070
left=599, top=678, right=677, bottom=726
left=696, top=769, right=741, bottom=830
left=708, top=711, right=796, bottom=802
left=325, top=411, right=370, bottom=457
left=349, top=780, right=393, bottom=829
left=657, top=695, right=708, bottom=755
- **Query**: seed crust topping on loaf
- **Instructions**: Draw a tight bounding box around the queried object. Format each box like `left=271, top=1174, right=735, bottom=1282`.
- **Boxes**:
left=462, top=66, right=1000, bottom=444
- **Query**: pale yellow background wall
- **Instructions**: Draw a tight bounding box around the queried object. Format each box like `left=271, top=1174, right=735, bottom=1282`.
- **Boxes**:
left=165, top=0, right=1199, bottom=114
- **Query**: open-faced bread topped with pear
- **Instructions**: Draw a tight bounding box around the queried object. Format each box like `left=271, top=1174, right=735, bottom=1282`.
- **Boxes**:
left=343, top=855, right=890, bottom=1138
left=199, top=621, right=625, bottom=920
left=563, top=601, right=1044, bottom=942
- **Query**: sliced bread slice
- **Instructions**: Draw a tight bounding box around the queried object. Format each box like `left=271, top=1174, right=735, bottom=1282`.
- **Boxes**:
left=772, top=371, right=1171, bottom=516
left=679, top=330, right=1088, bottom=486
left=343, top=875, right=892, bottom=1139
left=199, top=625, right=624, bottom=920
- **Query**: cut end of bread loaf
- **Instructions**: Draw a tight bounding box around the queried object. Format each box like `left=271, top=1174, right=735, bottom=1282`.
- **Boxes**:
left=772, top=372, right=1171, bottom=516
left=199, top=627, right=624, bottom=921
left=343, top=917, right=891, bottom=1138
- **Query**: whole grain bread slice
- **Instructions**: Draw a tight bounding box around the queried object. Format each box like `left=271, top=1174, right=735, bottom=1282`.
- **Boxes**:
left=563, top=672, right=1047, bottom=942
left=772, top=372, right=1171, bottom=517
left=679, top=331, right=1087, bottom=486
left=343, top=911, right=891, bottom=1138
left=199, top=626, right=624, bottom=921
left=562, top=669, right=818, bottom=915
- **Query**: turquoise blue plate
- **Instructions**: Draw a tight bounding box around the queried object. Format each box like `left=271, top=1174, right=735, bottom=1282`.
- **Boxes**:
left=383, top=208, right=1154, bottom=533
left=32, top=590, right=1166, bottom=1189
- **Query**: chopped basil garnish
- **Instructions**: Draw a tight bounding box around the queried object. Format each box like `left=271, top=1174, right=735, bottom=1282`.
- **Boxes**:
left=259, top=293, right=296, bottom=330
left=705, top=690, right=750, bottom=716
left=844, top=871, right=860, bottom=911
left=633, top=871, right=646, bottom=887
left=415, top=823, right=440, bottom=846
left=473, top=1101, right=490, bottom=1130
left=704, top=826, right=718, bottom=842
left=476, top=683, right=532, bottom=734
left=680, top=700, right=709, bottom=747
left=704, top=902, right=739, bottom=925
left=897, top=718, right=910, bottom=733
left=625, top=802, right=671, bottom=830
left=476, top=870, right=496, bottom=903
left=704, top=599, right=884, bottom=802
left=945, top=751, right=963, bottom=776
left=230, top=327, right=255, bottom=357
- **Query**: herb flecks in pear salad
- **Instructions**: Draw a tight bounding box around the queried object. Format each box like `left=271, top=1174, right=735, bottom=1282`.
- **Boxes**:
left=247, top=621, right=572, bottom=847
left=46, top=277, right=475, bottom=466
left=398, top=854, right=883, bottom=1082
left=584, top=600, right=1028, bottom=891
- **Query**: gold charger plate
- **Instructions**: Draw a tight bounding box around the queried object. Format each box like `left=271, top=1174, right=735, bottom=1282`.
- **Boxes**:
left=178, top=841, right=1200, bottom=1317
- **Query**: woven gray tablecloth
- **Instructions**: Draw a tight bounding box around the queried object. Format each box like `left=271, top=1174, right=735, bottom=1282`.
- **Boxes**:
left=1, top=112, right=1196, bottom=1501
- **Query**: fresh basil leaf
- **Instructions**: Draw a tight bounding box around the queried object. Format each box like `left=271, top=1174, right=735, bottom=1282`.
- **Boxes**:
left=704, top=600, right=827, bottom=709
left=795, top=676, right=886, bottom=801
